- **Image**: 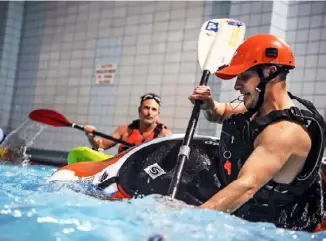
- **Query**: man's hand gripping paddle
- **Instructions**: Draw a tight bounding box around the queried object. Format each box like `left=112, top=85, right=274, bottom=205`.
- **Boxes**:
left=168, top=18, right=246, bottom=199
left=29, top=109, right=133, bottom=148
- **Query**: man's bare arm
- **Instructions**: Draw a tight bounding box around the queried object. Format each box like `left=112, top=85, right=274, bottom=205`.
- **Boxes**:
left=99, top=125, right=126, bottom=150
left=204, top=101, right=247, bottom=124
left=200, top=121, right=305, bottom=212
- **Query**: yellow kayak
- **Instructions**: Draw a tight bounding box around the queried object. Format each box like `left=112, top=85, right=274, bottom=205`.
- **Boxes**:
left=67, top=146, right=114, bottom=164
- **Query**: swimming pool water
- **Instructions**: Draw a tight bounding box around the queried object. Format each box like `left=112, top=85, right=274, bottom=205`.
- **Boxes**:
left=0, top=163, right=325, bottom=241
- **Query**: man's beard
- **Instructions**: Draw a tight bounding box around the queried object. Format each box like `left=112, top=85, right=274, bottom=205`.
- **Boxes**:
left=143, top=118, right=155, bottom=126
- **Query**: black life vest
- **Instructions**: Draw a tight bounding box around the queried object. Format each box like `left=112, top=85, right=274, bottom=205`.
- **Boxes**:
left=219, top=92, right=325, bottom=231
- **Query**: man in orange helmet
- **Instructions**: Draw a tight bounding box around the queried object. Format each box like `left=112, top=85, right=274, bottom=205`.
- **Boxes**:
left=189, top=33, right=325, bottom=231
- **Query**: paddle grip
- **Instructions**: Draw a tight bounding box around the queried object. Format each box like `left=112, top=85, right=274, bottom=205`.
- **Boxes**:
left=168, top=70, right=211, bottom=198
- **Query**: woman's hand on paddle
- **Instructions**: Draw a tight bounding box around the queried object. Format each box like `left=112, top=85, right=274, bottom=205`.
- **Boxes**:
left=188, top=85, right=215, bottom=110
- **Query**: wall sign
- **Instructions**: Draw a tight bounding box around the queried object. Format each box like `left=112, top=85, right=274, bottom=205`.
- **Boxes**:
left=95, top=64, right=117, bottom=85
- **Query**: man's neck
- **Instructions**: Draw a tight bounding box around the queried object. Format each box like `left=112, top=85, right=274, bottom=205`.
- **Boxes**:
left=259, top=81, right=293, bottom=116
left=139, top=120, right=156, bottom=133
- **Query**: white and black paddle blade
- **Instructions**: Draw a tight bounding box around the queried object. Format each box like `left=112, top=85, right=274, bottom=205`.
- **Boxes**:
left=198, top=18, right=246, bottom=73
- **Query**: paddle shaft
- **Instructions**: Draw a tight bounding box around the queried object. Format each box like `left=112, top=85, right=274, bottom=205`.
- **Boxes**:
left=28, top=109, right=134, bottom=148
left=72, top=124, right=133, bottom=148
left=168, top=70, right=211, bottom=198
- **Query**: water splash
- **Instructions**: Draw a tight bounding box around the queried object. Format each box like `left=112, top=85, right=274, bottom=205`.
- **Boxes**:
left=0, top=164, right=324, bottom=241
left=0, top=119, right=46, bottom=165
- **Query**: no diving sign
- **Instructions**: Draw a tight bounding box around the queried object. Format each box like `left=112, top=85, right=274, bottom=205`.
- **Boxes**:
left=96, top=64, right=117, bottom=85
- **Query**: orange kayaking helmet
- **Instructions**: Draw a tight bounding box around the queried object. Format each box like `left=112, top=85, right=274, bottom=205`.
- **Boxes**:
left=216, top=33, right=295, bottom=80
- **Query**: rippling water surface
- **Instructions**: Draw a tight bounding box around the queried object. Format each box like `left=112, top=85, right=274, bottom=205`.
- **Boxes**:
left=0, top=164, right=325, bottom=241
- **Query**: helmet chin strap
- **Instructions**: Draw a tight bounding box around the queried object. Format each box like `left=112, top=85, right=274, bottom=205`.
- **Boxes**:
left=246, top=66, right=288, bottom=115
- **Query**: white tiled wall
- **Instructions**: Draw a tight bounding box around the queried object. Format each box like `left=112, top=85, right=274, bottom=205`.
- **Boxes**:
left=0, top=1, right=325, bottom=153
left=0, top=1, right=24, bottom=130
